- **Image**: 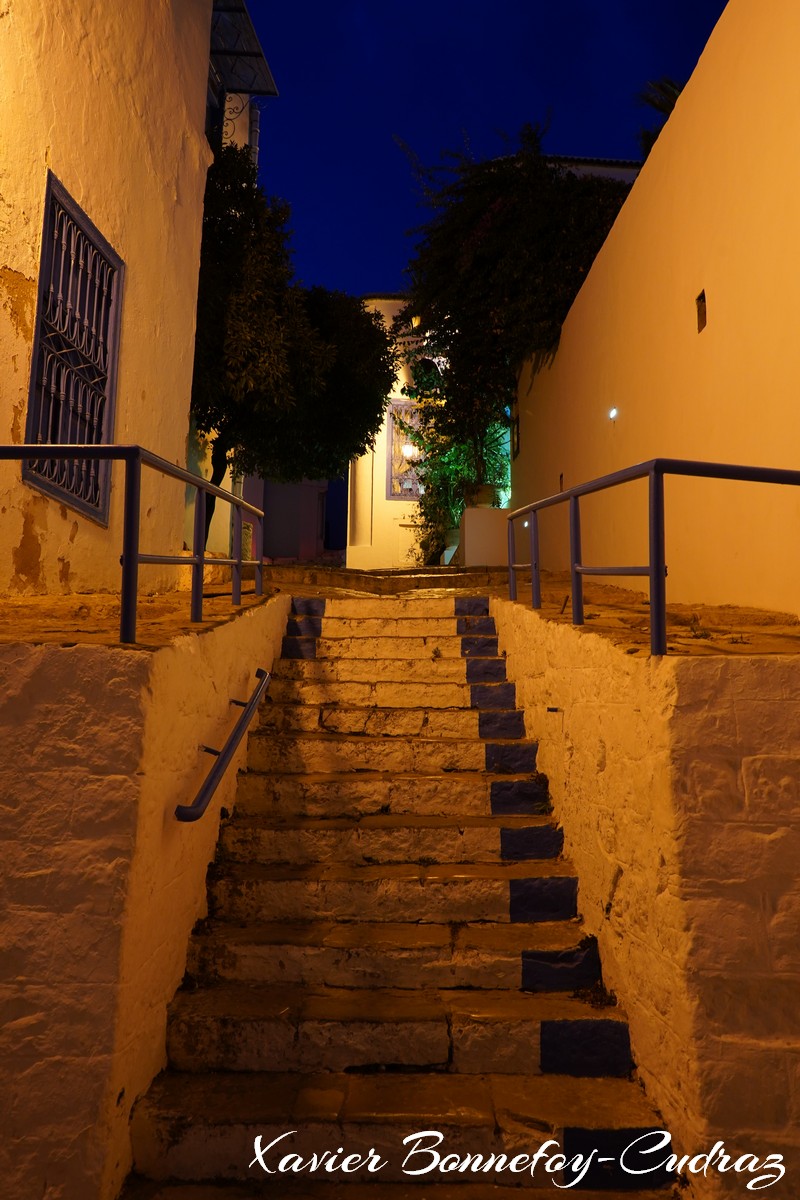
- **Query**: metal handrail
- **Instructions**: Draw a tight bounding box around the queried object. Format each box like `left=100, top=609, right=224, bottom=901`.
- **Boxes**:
left=507, top=456, right=800, bottom=655
left=0, top=443, right=265, bottom=643
left=175, top=667, right=271, bottom=823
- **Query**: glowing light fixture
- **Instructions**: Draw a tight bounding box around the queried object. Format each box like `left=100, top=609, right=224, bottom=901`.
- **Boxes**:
left=401, top=442, right=418, bottom=460
left=608, top=407, right=618, bottom=420
left=523, top=520, right=529, bottom=528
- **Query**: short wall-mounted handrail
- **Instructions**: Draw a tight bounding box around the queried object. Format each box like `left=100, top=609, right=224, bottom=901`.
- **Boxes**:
left=507, top=456, right=800, bottom=656
left=0, top=443, right=265, bottom=643
left=175, top=667, right=271, bottom=823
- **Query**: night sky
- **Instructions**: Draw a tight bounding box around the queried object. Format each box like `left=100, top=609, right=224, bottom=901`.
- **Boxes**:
left=247, top=0, right=729, bottom=298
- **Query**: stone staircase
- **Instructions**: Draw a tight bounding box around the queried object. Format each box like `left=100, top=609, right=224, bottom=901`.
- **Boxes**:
left=125, top=595, right=675, bottom=1199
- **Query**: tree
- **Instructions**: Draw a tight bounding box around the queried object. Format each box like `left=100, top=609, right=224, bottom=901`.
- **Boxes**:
left=396, top=125, right=630, bottom=559
left=638, top=77, right=684, bottom=158
left=191, top=145, right=396, bottom=533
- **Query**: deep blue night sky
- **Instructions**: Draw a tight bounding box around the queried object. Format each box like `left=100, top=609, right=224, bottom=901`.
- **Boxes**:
left=246, top=0, right=729, bottom=297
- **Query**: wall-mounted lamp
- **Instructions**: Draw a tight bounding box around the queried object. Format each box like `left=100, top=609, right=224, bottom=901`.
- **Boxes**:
left=523, top=520, right=529, bottom=528
left=410, top=314, right=421, bottom=329
left=401, top=442, right=418, bottom=460
left=608, top=407, right=618, bottom=421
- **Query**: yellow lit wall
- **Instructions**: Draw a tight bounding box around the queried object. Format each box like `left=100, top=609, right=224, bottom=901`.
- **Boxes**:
left=514, top=0, right=800, bottom=614
left=346, top=296, right=418, bottom=569
left=0, top=0, right=213, bottom=594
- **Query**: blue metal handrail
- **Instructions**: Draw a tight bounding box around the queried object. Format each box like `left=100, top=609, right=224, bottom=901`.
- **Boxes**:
left=507, top=457, right=800, bottom=655
left=0, top=443, right=265, bottom=643
left=175, top=667, right=271, bottom=823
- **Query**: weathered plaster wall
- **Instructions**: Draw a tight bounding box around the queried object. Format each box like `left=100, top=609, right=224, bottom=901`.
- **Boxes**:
left=0, top=0, right=213, bottom=594
left=493, top=597, right=800, bottom=1196
left=513, top=0, right=800, bottom=614
left=346, top=298, right=418, bottom=569
left=0, top=593, right=290, bottom=1200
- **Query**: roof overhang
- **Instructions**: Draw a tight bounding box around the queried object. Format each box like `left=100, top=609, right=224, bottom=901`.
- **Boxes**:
left=210, top=0, right=278, bottom=97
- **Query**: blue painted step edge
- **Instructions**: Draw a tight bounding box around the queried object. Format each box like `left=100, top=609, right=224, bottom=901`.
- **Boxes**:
left=510, top=877, right=577, bottom=922
left=561, top=1127, right=674, bottom=1190
left=479, top=709, right=525, bottom=739
left=540, top=1019, right=632, bottom=1078
left=491, top=777, right=550, bottom=814
left=291, top=597, right=326, bottom=616
left=521, top=938, right=600, bottom=991
left=454, top=596, right=489, bottom=616
left=501, top=825, right=563, bottom=860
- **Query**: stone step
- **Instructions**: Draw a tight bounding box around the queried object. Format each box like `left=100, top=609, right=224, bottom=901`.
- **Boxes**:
left=247, top=733, right=537, bottom=776
left=121, top=1181, right=677, bottom=1200
left=258, top=703, right=525, bottom=741
left=272, top=658, right=482, bottom=685
left=208, top=861, right=578, bottom=924
left=131, top=1070, right=673, bottom=1189
left=167, top=984, right=632, bottom=1076
left=235, top=771, right=550, bottom=820
left=267, top=678, right=473, bottom=708
left=286, top=616, right=496, bottom=639
left=187, top=920, right=600, bottom=992
left=219, top=815, right=562, bottom=866
left=295, top=595, right=489, bottom=618
left=281, top=635, right=499, bottom=662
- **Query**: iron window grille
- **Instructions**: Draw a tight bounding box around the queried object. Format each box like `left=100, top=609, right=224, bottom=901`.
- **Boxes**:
left=386, top=402, right=422, bottom=500
left=23, top=173, right=124, bottom=524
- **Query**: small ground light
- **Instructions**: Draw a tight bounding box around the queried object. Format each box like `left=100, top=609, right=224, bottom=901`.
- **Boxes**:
left=609, top=407, right=618, bottom=420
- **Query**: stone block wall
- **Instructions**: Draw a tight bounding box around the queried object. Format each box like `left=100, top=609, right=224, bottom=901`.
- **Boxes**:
left=0, top=593, right=290, bottom=1200
left=492, top=597, right=800, bottom=1196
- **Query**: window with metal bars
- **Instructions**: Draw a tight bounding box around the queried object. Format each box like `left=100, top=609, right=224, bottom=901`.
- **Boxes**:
left=23, top=173, right=124, bottom=524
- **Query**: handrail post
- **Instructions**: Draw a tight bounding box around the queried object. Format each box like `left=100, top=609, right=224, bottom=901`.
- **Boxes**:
left=232, top=504, right=242, bottom=606
left=529, top=511, right=541, bottom=609
left=569, top=495, right=584, bottom=625
left=254, top=512, right=264, bottom=597
left=191, top=487, right=206, bottom=623
left=507, top=517, right=517, bottom=600
left=649, top=466, right=667, bottom=655
left=120, top=451, right=141, bottom=643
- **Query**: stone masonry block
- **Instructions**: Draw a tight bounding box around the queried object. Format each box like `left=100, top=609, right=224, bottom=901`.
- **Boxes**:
left=471, top=682, right=515, bottom=708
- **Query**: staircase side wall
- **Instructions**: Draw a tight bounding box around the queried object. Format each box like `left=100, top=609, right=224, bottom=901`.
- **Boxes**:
left=0, top=592, right=291, bottom=1200
left=493, top=596, right=800, bottom=1193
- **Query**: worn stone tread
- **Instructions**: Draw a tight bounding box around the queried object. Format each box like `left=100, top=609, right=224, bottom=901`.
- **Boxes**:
left=122, top=1181, right=679, bottom=1199
left=124, top=1184, right=680, bottom=1199
left=170, top=983, right=626, bottom=1025
left=133, top=1068, right=664, bottom=1133
left=190, top=918, right=585, bottom=954
left=212, top=860, right=575, bottom=884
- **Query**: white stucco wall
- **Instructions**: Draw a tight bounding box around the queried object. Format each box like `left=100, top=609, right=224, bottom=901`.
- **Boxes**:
left=0, top=0, right=213, bottom=595
left=513, top=0, right=800, bottom=615
left=0, top=592, right=291, bottom=1200
left=493, top=597, right=800, bottom=1195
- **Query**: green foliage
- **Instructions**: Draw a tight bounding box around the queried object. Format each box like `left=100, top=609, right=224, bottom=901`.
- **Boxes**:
left=395, top=125, right=628, bottom=561
left=191, top=145, right=396, bottom=489
left=638, top=77, right=684, bottom=158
